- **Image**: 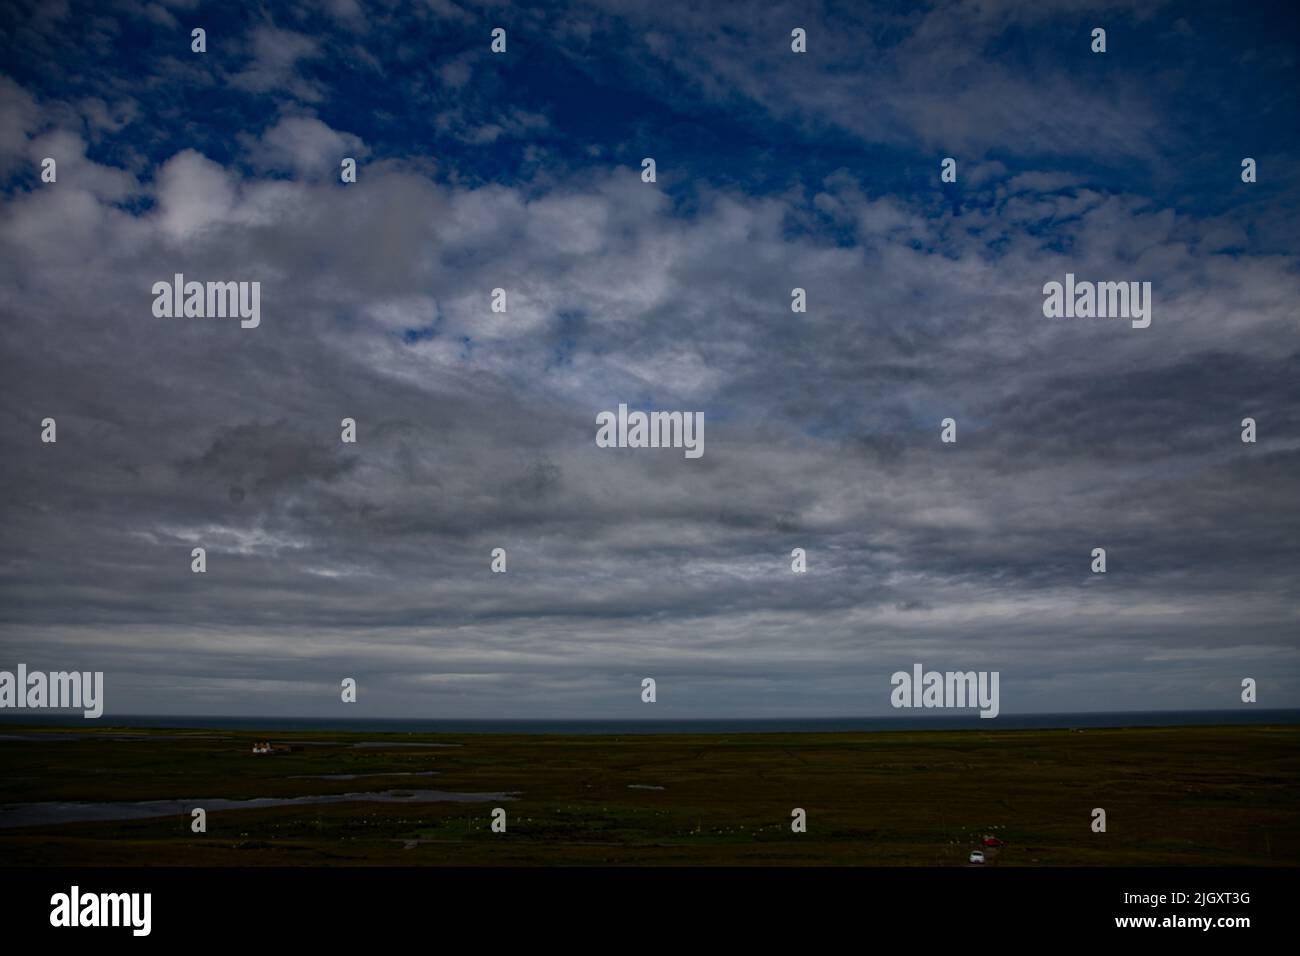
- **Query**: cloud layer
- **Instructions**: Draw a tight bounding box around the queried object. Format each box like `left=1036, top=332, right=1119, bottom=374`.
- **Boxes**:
left=0, top=0, right=1297, bottom=717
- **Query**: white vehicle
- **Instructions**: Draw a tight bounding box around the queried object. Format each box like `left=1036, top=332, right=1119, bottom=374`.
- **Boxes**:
left=969, top=850, right=985, bottom=864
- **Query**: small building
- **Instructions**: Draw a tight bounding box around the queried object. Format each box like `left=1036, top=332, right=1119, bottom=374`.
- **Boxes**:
left=252, top=741, right=272, bottom=754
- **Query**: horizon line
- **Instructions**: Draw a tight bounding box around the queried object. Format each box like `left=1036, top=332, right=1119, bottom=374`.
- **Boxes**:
left=3, top=707, right=1297, bottom=723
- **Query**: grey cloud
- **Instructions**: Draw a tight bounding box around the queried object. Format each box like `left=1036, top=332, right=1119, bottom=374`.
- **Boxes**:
left=0, top=58, right=1296, bottom=717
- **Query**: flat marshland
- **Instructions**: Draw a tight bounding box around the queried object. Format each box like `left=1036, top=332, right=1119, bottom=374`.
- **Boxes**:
left=1, top=724, right=1295, bottom=866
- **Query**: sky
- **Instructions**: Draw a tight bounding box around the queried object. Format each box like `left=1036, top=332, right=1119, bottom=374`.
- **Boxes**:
left=0, top=0, right=1297, bottom=719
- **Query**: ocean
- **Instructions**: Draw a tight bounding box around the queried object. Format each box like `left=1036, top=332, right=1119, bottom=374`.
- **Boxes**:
left=1, top=709, right=1296, bottom=734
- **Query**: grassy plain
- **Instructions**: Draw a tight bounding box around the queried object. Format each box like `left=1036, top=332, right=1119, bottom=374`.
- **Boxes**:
left=1, top=723, right=1296, bottom=866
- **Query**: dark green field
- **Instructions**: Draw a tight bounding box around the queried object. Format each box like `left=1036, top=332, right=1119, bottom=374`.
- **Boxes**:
left=1, top=724, right=1296, bottom=866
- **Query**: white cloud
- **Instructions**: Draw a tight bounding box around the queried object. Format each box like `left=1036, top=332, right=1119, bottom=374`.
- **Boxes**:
left=251, top=115, right=367, bottom=179
left=153, top=149, right=239, bottom=240
left=229, top=26, right=325, bottom=102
